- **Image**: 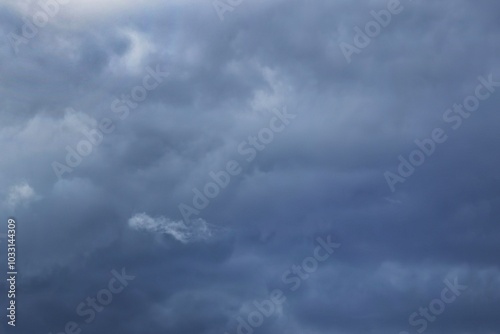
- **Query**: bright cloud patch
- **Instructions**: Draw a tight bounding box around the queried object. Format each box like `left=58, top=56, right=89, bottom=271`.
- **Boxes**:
left=6, top=182, right=36, bottom=209
left=128, top=213, right=223, bottom=243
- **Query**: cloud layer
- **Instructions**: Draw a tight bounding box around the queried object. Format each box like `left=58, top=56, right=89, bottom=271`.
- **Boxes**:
left=1, top=0, right=500, bottom=333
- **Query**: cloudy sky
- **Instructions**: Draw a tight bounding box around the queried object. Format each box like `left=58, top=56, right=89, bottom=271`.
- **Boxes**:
left=1, top=0, right=500, bottom=333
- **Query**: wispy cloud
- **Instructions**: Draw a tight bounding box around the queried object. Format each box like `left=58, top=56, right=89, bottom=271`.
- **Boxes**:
left=128, top=212, right=226, bottom=244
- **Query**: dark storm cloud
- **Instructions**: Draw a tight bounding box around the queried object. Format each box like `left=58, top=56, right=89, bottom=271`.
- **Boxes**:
left=1, top=0, right=500, bottom=333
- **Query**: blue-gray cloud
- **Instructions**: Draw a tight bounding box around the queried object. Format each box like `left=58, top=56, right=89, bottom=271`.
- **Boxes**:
left=1, top=0, right=500, bottom=333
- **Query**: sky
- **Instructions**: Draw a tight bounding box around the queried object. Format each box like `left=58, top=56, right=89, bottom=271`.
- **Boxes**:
left=1, top=0, right=500, bottom=333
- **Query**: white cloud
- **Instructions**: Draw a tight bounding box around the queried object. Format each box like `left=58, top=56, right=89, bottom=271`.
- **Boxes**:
left=128, top=213, right=224, bottom=244
left=5, top=182, right=36, bottom=209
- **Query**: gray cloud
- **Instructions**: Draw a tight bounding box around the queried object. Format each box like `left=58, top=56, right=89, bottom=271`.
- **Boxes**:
left=1, top=0, right=500, bottom=333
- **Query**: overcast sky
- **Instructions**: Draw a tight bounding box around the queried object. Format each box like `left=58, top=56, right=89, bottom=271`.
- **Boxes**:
left=1, top=0, right=500, bottom=333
